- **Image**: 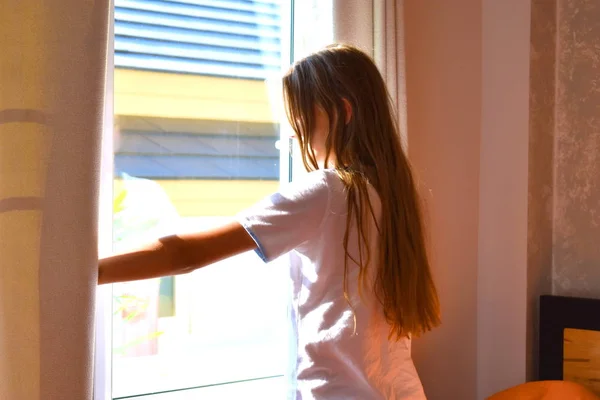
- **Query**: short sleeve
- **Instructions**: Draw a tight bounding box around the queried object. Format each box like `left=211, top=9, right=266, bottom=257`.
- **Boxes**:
left=236, top=170, right=332, bottom=263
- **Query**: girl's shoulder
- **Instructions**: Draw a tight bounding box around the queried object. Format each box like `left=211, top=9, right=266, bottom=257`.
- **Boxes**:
left=284, top=168, right=343, bottom=194
left=275, top=169, right=348, bottom=213
left=237, top=169, right=341, bottom=262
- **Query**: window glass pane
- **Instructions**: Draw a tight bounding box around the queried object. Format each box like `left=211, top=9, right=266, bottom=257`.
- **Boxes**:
left=289, top=0, right=334, bottom=178
left=111, top=1, right=290, bottom=398
left=293, top=0, right=333, bottom=59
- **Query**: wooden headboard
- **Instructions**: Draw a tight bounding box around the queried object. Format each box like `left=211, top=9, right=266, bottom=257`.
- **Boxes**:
left=539, top=295, right=600, bottom=395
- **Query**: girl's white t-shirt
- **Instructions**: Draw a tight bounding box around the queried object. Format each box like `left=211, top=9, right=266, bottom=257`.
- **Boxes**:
left=237, top=169, right=426, bottom=400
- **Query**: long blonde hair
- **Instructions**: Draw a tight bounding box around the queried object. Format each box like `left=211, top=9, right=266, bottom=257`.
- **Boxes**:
left=282, top=44, right=440, bottom=339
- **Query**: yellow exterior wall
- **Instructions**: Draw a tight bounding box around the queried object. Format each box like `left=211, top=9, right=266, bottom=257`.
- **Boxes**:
left=114, top=179, right=279, bottom=217
left=114, top=69, right=281, bottom=215
left=114, top=69, right=280, bottom=123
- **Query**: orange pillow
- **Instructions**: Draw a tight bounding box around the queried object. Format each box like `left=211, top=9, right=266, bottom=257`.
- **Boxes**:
left=487, top=381, right=600, bottom=400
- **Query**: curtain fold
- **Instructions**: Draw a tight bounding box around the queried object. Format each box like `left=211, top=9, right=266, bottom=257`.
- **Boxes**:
left=0, top=1, right=110, bottom=399
left=332, top=0, right=408, bottom=145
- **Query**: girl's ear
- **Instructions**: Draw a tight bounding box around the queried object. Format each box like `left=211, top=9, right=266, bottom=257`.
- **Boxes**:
left=342, top=98, right=352, bottom=124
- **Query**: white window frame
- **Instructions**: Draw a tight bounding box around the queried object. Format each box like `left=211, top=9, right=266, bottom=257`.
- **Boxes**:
left=94, top=1, right=296, bottom=399
left=94, top=0, right=114, bottom=398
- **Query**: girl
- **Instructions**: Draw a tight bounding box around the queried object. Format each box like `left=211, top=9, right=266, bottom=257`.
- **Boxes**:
left=99, top=44, right=441, bottom=399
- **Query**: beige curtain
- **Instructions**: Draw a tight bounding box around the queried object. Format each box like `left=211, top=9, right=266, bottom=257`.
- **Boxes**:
left=0, top=1, right=110, bottom=399
left=332, top=0, right=408, bottom=146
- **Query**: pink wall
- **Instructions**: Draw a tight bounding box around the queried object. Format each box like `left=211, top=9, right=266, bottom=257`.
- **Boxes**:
left=405, top=1, right=531, bottom=398
left=404, top=1, right=482, bottom=398
left=478, top=1, right=531, bottom=397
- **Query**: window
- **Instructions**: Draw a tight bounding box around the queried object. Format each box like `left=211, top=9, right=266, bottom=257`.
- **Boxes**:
left=96, top=1, right=333, bottom=399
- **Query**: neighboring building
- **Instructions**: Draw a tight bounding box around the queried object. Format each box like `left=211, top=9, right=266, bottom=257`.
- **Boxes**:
left=110, top=1, right=286, bottom=366
left=114, top=0, right=284, bottom=217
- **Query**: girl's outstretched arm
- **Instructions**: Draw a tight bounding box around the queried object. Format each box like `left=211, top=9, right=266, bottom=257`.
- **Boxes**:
left=98, top=221, right=256, bottom=285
